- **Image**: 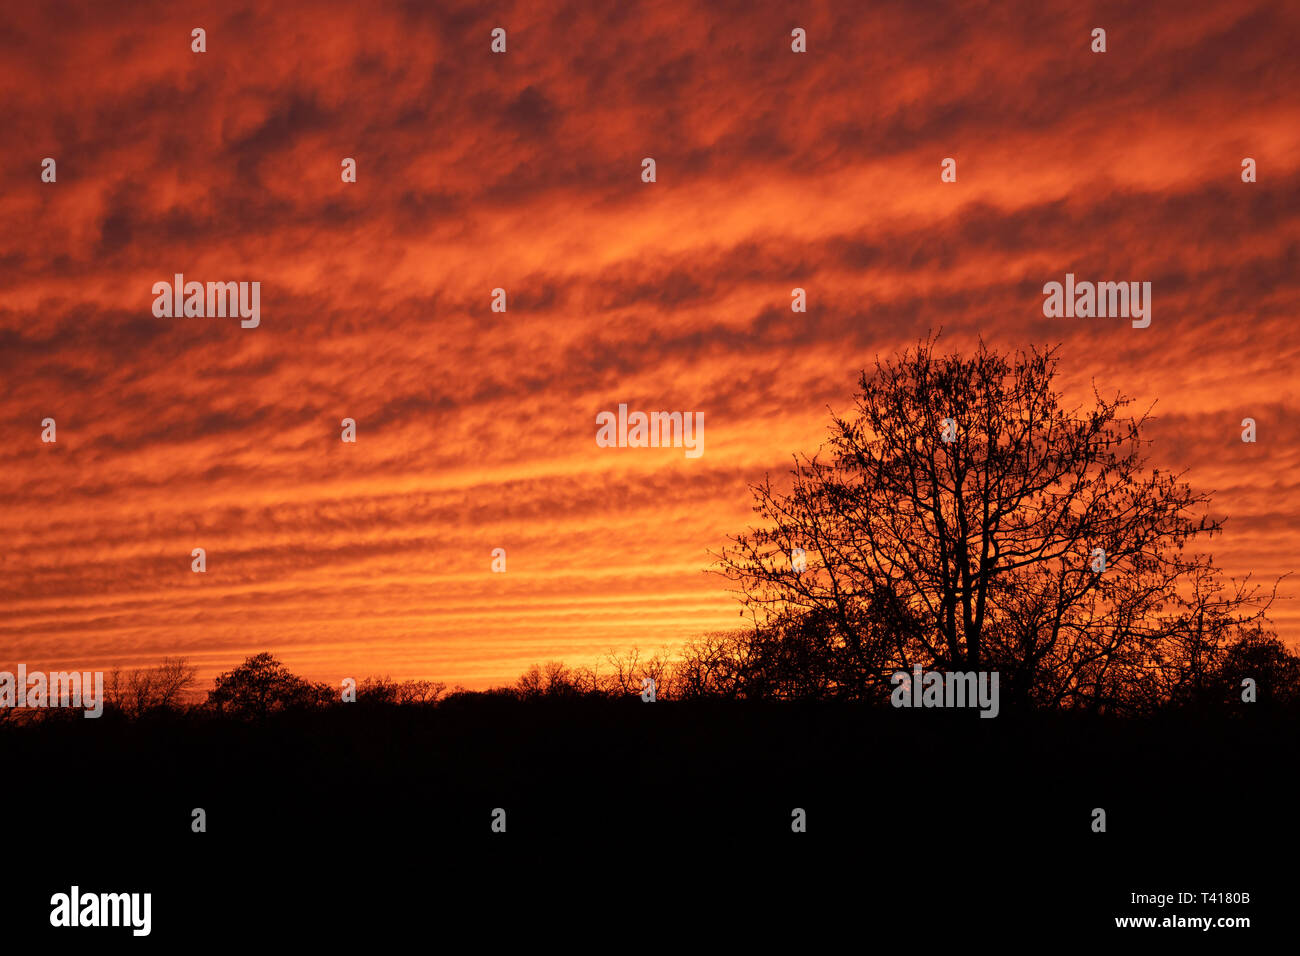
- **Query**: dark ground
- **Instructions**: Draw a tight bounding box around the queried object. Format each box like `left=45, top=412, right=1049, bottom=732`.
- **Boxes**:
left=2, top=698, right=1290, bottom=946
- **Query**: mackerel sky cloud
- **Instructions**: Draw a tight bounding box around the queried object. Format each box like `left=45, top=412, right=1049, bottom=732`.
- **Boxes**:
left=1, top=0, right=1297, bottom=687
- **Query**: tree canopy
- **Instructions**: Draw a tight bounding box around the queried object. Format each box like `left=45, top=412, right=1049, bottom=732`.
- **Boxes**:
left=715, top=337, right=1282, bottom=712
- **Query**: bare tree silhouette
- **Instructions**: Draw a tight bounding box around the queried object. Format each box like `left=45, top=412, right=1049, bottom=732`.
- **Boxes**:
left=106, top=656, right=199, bottom=717
left=673, top=631, right=755, bottom=700
left=716, top=336, right=1282, bottom=712
left=355, top=676, right=448, bottom=705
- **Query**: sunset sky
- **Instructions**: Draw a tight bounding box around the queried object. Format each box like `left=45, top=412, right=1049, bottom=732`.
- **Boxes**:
left=2, top=0, right=1297, bottom=689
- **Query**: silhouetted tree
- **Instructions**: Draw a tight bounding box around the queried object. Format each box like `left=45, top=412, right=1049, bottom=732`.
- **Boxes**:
left=673, top=631, right=755, bottom=700
left=510, top=647, right=678, bottom=700
left=602, top=646, right=676, bottom=699
left=515, top=661, right=586, bottom=699
left=355, top=676, right=401, bottom=705
left=717, top=337, right=1280, bottom=711
left=1212, top=627, right=1300, bottom=709
left=207, top=652, right=331, bottom=718
left=396, top=678, right=448, bottom=704
left=106, top=656, right=198, bottom=717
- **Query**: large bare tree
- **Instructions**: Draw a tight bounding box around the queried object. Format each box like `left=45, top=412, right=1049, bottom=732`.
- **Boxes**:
left=716, top=337, right=1279, bottom=711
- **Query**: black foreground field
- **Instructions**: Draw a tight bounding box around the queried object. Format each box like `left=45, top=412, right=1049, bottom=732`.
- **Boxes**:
left=4, top=698, right=1290, bottom=945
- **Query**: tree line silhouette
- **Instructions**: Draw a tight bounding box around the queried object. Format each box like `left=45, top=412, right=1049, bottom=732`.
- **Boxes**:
left=4, top=623, right=1291, bottom=727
